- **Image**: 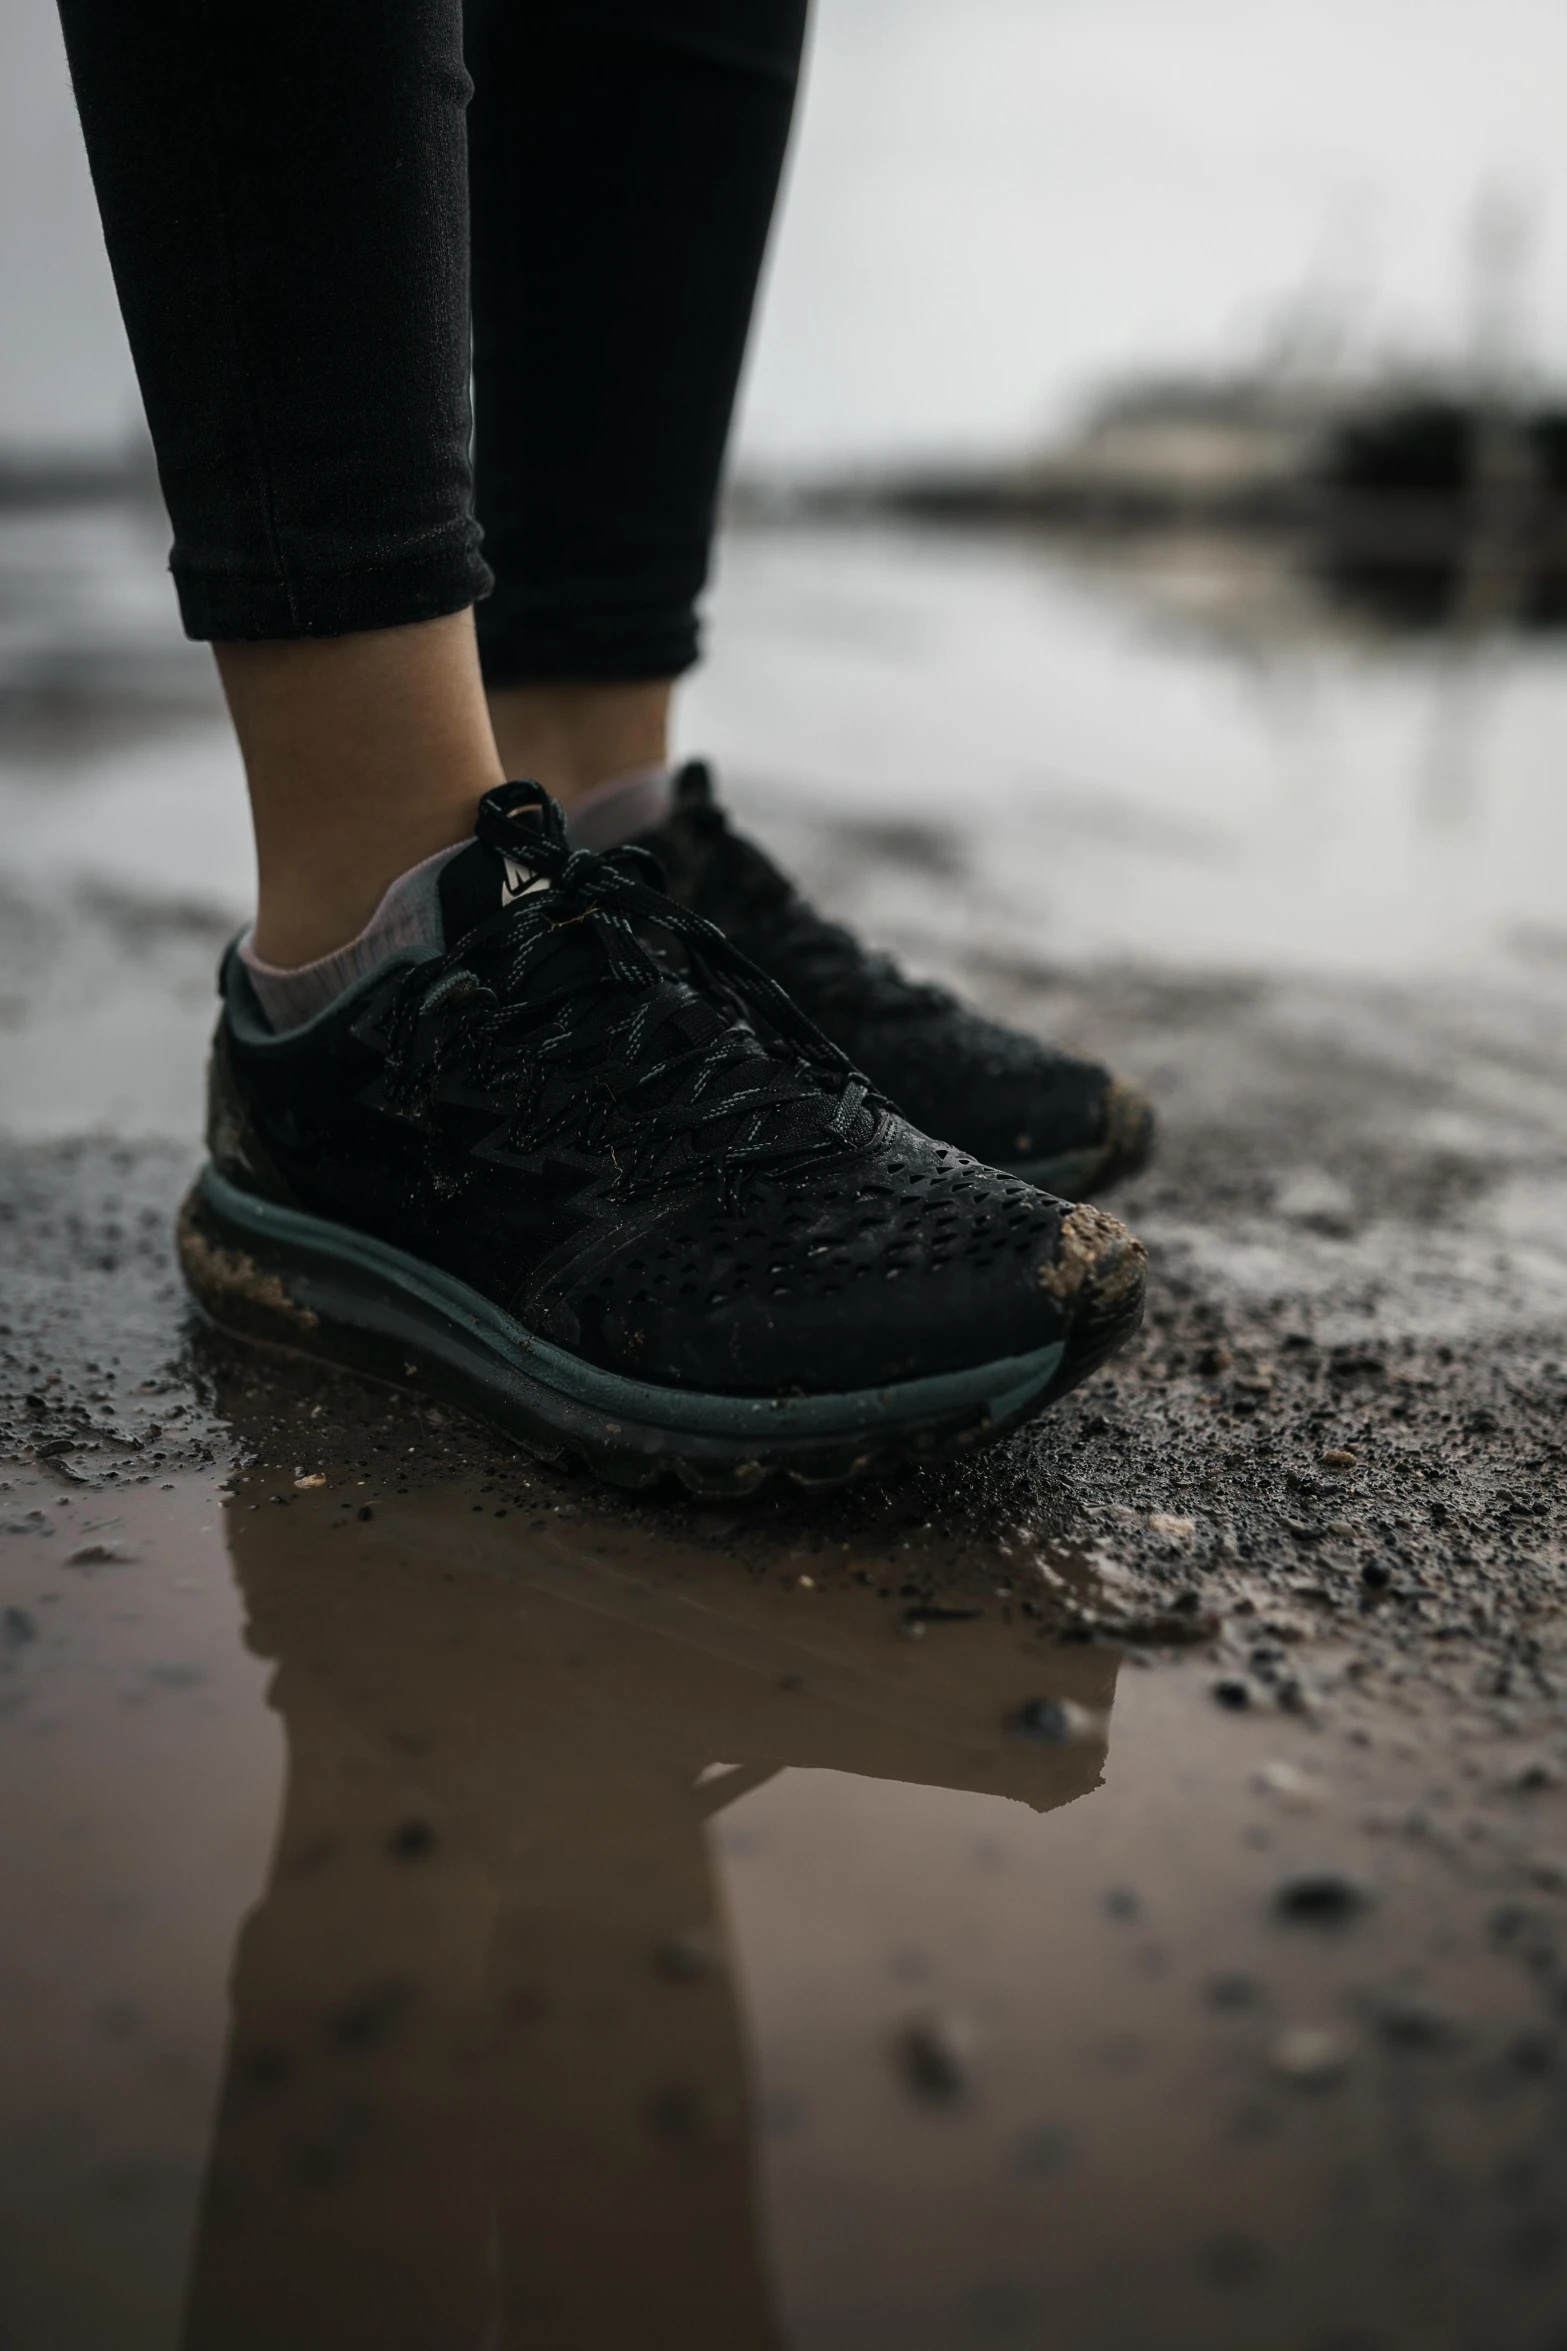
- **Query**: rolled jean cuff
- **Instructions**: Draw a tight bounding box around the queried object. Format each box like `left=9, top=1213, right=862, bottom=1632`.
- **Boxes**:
left=476, top=590, right=700, bottom=685
left=172, top=534, right=494, bottom=643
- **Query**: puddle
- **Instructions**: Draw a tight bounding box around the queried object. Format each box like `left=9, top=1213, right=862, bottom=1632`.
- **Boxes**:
left=6, top=1404, right=1567, bottom=2351
left=687, top=523, right=1567, bottom=985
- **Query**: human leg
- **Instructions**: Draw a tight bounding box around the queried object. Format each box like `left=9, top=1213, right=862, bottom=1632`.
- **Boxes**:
left=459, top=0, right=1151, bottom=1190
left=480, top=679, right=672, bottom=814
left=466, top=0, right=809, bottom=802
left=57, top=0, right=499, bottom=962
left=216, top=618, right=501, bottom=967
left=61, top=0, right=1143, bottom=1484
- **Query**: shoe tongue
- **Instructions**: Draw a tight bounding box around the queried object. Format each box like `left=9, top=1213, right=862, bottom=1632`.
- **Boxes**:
left=657, top=761, right=792, bottom=920
left=436, top=798, right=551, bottom=946
left=671, top=759, right=717, bottom=813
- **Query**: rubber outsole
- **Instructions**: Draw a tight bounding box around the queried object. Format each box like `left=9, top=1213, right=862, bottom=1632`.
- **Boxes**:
left=177, top=1165, right=1144, bottom=1497
left=1002, top=1078, right=1156, bottom=1201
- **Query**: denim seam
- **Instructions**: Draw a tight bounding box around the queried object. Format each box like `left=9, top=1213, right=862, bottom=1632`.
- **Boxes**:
left=171, top=523, right=483, bottom=594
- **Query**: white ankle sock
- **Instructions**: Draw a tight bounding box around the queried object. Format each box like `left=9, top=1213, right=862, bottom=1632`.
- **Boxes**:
left=239, top=839, right=467, bottom=1031
left=564, top=764, right=674, bottom=852
left=239, top=770, right=671, bottom=1031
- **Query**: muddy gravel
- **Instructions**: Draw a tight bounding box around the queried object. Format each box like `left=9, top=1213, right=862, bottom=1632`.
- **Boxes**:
left=6, top=934, right=1563, bottom=1740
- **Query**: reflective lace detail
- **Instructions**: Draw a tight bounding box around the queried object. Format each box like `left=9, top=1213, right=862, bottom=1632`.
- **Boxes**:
left=375, top=783, right=879, bottom=1201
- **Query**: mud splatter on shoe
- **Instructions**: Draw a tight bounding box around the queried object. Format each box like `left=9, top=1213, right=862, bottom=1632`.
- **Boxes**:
left=180, top=783, right=1145, bottom=1494
left=642, top=762, right=1155, bottom=1198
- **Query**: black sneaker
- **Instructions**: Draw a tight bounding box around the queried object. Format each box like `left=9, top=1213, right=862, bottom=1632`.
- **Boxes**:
left=642, top=763, right=1154, bottom=1198
left=179, top=783, right=1146, bottom=1495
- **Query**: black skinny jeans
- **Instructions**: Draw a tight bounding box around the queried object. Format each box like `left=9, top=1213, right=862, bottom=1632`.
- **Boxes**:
left=55, top=0, right=808, bottom=681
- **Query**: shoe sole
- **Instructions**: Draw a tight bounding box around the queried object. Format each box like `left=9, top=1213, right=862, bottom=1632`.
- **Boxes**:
left=177, top=1165, right=1144, bottom=1497
left=1002, top=1079, right=1156, bottom=1201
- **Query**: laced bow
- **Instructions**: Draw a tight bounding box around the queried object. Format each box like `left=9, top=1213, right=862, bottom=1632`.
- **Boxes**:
left=380, top=783, right=873, bottom=1183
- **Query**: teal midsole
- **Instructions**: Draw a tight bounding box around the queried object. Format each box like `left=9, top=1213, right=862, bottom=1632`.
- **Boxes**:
left=193, top=1165, right=1067, bottom=1443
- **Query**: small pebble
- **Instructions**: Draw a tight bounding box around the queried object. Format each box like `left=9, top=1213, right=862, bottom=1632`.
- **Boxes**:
left=1204, top=1972, right=1263, bottom=2011
left=1275, top=1869, right=1371, bottom=1925
left=895, top=2010, right=976, bottom=2105
left=1375, top=1998, right=1465, bottom=2053
left=386, top=1818, right=438, bottom=1862
left=1213, top=1678, right=1253, bottom=1711
left=1008, top=1696, right=1094, bottom=1743
left=654, top=1931, right=723, bottom=1983
left=1275, top=1169, right=1356, bottom=1232
left=1507, top=2028, right=1558, bottom=2077
left=1271, top=2026, right=1350, bottom=2084
left=1252, top=1760, right=1319, bottom=1808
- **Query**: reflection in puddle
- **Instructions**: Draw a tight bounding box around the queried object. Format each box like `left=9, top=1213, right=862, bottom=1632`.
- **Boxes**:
left=6, top=1408, right=1567, bottom=2351
left=185, top=1466, right=1113, bottom=2350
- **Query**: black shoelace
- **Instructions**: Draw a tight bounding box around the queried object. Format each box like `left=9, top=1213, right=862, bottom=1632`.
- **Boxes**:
left=382, top=785, right=874, bottom=1195
left=678, top=793, right=956, bottom=1034
left=750, top=893, right=956, bottom=1029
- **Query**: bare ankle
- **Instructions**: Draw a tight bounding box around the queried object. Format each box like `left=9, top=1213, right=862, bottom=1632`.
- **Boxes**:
left=486, top=679, right=672, bottom=810
left=217, top=610, right=504, bottom=966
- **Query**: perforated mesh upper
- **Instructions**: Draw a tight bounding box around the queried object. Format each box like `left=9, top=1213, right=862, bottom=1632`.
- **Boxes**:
left=216, top=787, right=1136, bottom=1402
left=523, top=1120, right=1084, bottom=1392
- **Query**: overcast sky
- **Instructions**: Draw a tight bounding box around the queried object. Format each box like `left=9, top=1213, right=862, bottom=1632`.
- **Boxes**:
left=5, top=0, right=1567, bottom=463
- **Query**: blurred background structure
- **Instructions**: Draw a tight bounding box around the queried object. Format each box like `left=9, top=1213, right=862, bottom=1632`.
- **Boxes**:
left=10, top=0, right=1567, bottom=474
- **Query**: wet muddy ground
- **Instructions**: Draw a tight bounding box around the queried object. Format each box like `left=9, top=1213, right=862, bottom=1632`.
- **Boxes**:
left=3, top=502, right=1567, bottom=2349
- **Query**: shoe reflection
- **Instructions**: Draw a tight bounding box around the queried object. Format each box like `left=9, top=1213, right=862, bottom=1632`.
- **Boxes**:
left=181, top=1466, right=1118, bottom=2351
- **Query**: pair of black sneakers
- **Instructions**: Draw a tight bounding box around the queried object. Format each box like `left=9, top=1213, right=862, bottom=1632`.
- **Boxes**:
left=181, top=768, right=1152, bottom=1494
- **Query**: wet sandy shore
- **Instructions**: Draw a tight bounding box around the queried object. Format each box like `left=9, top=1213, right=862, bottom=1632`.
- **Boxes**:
left=3, top=505, right=1567, bottom=2349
